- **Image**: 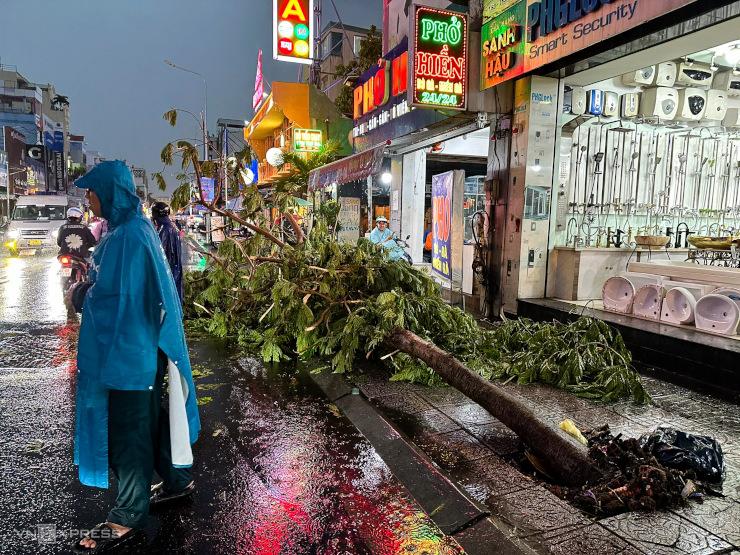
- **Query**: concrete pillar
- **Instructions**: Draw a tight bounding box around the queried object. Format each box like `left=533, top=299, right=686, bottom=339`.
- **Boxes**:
left=401, top=150, right=427, bottom=263
left=500, top=76, right=560, bottom=314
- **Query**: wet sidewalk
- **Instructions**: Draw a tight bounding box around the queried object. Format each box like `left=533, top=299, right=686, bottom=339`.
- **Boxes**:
left=354, top=368, right=740, bottom=554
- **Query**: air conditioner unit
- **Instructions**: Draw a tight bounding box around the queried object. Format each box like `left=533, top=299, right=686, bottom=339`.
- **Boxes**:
left=621, top=93, right=640, bottom=118
left=704, top=90, right=728, bottom=121
left=656, top=62, right=678, bottom=87
left=723, top=107, right=740, bottom=127
left=677, top=88, right=707, bottom=120
left=603, top=91, right=619, bottom=117
left=564, top=86, right=586, bottom=115
left=713, top=70, right=740, bottom=96
left=621, top=66, right=655, bottom=87
left=676, top=62, right=714, bottom=88
left=587, top=90, right=604, bottom=116
left=639, top=87, right=678, bottom=120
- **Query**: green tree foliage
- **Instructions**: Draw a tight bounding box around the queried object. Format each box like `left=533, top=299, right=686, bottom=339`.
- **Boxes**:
left=333, top=25, right=382, bottom=116
left=185, top=208, right=649, bottom=404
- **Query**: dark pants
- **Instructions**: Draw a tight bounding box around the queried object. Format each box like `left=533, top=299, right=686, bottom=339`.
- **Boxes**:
left=107, top=351, right=192, bottom=528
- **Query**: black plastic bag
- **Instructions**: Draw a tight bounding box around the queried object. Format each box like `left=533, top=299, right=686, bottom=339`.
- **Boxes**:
left=640, top=427, right=725, bottom=483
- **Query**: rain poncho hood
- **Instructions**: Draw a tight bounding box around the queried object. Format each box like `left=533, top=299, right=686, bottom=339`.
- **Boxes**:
left=73, top=161, right=200, bottom=488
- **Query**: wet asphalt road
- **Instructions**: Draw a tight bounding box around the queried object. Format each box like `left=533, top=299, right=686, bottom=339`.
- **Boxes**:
left=0, top=255, right=463, bottom=555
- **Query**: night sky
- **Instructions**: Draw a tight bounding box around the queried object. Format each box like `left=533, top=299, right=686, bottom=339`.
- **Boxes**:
left=0, top=0, right=382, bottom=190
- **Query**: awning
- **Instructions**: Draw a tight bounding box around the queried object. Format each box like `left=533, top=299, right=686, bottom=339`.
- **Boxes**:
left=308, top=144, right=385, bottom=191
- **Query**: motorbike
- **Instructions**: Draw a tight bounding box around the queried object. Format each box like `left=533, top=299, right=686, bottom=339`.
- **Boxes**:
left=58, top=253, right=89, bottom=290
left=389, top=234, right=413, bottom=264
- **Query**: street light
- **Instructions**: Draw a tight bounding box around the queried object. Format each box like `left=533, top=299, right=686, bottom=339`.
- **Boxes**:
left=164, top=59, right=209, bottom=161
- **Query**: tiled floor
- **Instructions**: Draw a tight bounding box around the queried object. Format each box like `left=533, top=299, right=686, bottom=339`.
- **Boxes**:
left=356, top=370, right=740, bottom=554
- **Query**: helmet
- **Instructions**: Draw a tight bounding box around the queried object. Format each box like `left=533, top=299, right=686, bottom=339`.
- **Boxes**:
left=151, top=201, right=171, bottom=218
left=67, top=207, right=83, bottom=220
left=375, top=216, right=389, bottom=224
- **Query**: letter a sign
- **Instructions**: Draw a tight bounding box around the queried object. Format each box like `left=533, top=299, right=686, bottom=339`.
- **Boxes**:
left=273, top=0, right=314, bottom=65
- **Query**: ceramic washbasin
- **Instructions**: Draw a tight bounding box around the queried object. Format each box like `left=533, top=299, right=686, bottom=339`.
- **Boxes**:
left=602, top=273, right=660, bottom=314
left=633, top=284, right=665, bottom=320
left=661, top=287, right=697, bottom=325
left=695, top=294, right=740, bottom=335
left=602, top=277, right=635, bottom=314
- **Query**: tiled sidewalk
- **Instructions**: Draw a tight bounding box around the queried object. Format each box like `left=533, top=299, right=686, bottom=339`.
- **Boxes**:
left=356, top=370, right=740, bottom=555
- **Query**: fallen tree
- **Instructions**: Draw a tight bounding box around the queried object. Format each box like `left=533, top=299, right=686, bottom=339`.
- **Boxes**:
left=158, top=124, right=648, bottom=487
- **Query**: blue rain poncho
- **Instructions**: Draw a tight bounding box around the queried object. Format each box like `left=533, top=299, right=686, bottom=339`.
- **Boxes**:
left=154, top=215, right=183, bottom=303
left=73, top=161, right=200, bottom=488
left=369, top=226, right=405, bottom=261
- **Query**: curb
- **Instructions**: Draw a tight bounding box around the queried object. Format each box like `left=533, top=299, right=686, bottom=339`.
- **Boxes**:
left=310, top=371, right=527, bottom=555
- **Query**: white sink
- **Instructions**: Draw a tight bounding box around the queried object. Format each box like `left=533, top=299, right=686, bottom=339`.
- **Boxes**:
left=695, top=294, right=740, bottom=335
left=602, top=277, right=635, bottom=314
left=661, top=287, right=697, bottom=325
left=661, top=280, right=713, bottom=301
left=602, top=273, right=660, bottom=314
left=633, top=284, right=664, bottom=320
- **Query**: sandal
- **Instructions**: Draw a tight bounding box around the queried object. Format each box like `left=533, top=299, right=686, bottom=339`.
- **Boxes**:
left=149, top=480, right=195, bottom=509
left=72, top=523, right=143, bottom=553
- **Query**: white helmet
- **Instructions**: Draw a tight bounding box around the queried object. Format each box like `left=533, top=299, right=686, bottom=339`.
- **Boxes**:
left=375, top=216, right=389, bottom=224
left=67, top=207, right=84, bottom=219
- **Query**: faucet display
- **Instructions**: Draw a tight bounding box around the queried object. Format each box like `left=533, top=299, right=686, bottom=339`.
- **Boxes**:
left=674, top=222, right=692, bottom=249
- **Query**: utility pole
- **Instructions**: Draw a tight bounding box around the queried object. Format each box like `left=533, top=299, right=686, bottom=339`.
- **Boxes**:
left=310, top=0, right=322, bottom=88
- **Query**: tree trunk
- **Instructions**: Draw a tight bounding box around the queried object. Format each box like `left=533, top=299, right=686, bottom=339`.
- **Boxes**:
left=389, top=328, right=601, bottom=487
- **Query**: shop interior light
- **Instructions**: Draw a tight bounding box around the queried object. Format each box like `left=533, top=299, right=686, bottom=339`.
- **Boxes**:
left=381, top=172, right=393, bottom=184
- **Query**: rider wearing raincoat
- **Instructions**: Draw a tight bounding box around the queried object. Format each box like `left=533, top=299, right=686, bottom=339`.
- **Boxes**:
left=70, top=161, right=200, bottom=552
left=369, top=216, right=405, bottom=261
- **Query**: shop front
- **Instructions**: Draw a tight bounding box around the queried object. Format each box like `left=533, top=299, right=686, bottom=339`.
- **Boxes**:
left=480, top=0, right=740, bottom=386
left=310, top=2, right=505, bottom=314
left=245, top=81, right=352, bottom=189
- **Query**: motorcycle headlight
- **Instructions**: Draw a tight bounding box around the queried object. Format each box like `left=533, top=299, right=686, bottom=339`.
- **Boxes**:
left=7, top=229, right=19, bottom=240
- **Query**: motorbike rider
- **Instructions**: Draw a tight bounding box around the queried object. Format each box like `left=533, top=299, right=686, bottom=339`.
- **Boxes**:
left=369, top=216, right=405, bottom=261
left=57, top=207, right=97, bottom=259
left=151, top=202, right=183, bottom=303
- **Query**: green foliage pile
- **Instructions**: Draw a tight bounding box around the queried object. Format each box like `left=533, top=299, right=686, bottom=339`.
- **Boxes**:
left=186, top=204, right=649, bottom=404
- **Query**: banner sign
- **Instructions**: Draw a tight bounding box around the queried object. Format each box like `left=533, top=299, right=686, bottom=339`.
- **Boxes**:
left=52, top=151, right=65, bottom=192
left=337, top=196, right=361, bottom=244
left=308, top=144, right=385, bottom=191
left=410, top=5, right=468, bottom=110
left=273, top=0, right=314, bottom=65
left=481, top=0, right=699, bottom=90
left=431, top=171, right=453, bottom=280
left=293, top=128, right=323, bottom=152
left=253, top=49, right=264, bottom=111
left=200, top=177, right=215, bottom=203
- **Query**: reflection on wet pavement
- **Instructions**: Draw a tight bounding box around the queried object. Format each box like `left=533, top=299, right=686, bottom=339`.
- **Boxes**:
left=0, top=256, right=463, bottom=554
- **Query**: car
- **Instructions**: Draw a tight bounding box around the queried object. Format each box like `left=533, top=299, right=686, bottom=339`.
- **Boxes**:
left=4, top=195, right=69, bottom=256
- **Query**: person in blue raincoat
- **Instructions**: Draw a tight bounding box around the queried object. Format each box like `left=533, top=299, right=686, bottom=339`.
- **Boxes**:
left=151, top=201, right=183, bottom=303
left=369, top=216, right=405, bottom=261
left=68, top=161, right=200, bottom=553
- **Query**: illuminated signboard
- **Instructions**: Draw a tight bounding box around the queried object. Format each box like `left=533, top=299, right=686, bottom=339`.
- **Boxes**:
left=273, top=0, right=314, bottom=65
left=480, top=0, right=698, bottom=90
left=411, top=5, right=468, bottom=111
left=481, top=2, right=526, bottom=90
left=352, top=46, right=410, bottom=138
left=353, top=51, right=408, bottom=120
left=293, top=128, right=323, bottom=152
